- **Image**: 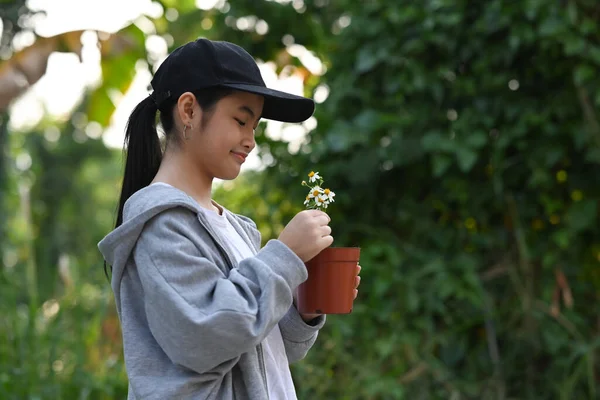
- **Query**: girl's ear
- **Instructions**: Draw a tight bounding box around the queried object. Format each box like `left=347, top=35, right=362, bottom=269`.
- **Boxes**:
left=176, top=92, right=200, bottom=126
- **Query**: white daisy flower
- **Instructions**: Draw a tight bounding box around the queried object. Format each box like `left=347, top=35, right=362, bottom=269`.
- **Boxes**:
left=317, top=193, right=331, bottom=209
left=323, top=188, right=335, bottom=202
left=308, top=186, right=324, bottom=199
left=315, top=196, right=326, bottom=208
left=308, top=171, right=321, bottom=183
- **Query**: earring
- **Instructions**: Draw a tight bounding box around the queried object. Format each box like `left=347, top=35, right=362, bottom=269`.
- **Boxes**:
left=183, top=123, right=193, bottom=140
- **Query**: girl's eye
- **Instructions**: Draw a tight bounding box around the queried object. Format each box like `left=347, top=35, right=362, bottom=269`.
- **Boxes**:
left=235, top=118, right=246, bottom=127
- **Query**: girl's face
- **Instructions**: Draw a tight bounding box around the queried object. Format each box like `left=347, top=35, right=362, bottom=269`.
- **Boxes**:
left=187, top=91, right=264, bottom=181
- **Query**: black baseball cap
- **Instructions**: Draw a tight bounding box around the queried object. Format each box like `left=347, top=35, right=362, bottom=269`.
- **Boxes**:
left=150, top=38, right=315, bottom=123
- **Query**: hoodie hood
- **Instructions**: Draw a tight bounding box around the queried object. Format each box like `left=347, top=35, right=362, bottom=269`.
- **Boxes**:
left=98, top=184, right=260, bottom=298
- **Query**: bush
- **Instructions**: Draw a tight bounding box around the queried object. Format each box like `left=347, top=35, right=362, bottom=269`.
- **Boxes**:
left=253, top=1, right=600, bottom=398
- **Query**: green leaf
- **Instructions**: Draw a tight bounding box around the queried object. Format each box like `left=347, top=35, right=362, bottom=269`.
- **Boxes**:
left=509, top=35, right=520, bottom=50
left=524, top=0, right=544, bottom=20
left=158, top=0, right=197, bottom=12
left=579, top=18, right=597, bottom=35
left=421, top=131, right=443, bottom=151
left=421, top=131, right=456, bottom=152
left=574, top=64, right=594, bottom=85
left=355, top=54, right=378, bottom=74
left=528, top=168, right=552, bottom=188
left=455, top=147, right=478, bottom=172
left=542, top=252, right=557, bottom=268
left=432, top=154, right=452, bottom=177
left=585, top=147, right=600, bottom=164
left=465, top=131, right=487, bottom=149
left=567, top=1, right=578, bottom=25
left=563, top=35, right=586, bottom=56
left=355, top=46, right=388, bottom=74
left=589, top=46, right=600, bottom=65
left=552, top=230, right=570, bottom=249
left=353, top=109, right=381, bottom=132
left=538, top=16, right=565, bottom=37
left=87, top=24, right=147, bottom=126
left=565, top=199, right=597, bottom=232
left=86, top=89, right=115, bottom=128
left=543, top=146, right=565, bottom=167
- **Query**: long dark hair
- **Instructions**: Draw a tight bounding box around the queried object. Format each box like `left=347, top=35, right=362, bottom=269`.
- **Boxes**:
left=103, top=87, right=234, bottom=279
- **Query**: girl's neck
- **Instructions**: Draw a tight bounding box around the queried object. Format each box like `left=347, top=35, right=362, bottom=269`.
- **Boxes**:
left=152, top=149, right=219, bottom=213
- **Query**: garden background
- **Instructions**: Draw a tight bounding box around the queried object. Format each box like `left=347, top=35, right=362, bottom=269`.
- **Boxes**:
left=1, top=0, right=600, bottom=399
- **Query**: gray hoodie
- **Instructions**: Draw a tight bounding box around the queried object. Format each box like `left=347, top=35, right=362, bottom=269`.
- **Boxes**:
left=98, top=184, right=325, bottom=399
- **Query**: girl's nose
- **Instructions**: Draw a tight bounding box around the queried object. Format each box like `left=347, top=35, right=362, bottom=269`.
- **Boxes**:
left=241, top=135, right=255, bottom=152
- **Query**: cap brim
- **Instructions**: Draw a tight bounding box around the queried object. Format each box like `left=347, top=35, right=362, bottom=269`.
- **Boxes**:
left=221, top=83, right=315, bottom=123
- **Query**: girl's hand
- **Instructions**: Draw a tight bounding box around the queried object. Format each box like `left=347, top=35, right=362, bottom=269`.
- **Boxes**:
left=299, top=264, right=362, bottom=322
left=278, top=210, right=333, bottom=262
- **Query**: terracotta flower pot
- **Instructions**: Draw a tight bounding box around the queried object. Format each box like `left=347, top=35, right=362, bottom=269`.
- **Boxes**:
left=296, top=247, right=360, bottom=314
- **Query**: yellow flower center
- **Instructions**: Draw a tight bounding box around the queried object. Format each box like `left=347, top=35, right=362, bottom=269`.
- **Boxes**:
left=306, top=195, right=310, bottom=200
left=312, top=190, right=320, bottom=196
left=308, top=171, right=315, bottom=178
left=324, top=189, right=330, bottom=195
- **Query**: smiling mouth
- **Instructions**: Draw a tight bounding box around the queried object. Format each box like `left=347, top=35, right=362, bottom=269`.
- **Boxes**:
left=231, top=152, right=247, bottom=163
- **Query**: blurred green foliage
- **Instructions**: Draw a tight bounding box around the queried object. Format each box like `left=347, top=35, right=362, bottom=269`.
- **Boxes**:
left=2, top=0, right=600, bottom=399
left=258, top=1, right=600, bottom=399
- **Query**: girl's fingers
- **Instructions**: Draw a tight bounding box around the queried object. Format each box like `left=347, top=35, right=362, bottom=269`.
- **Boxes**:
left=321, top=225, right=332, bottom=237
left=354, top=264, right=362, bottom=299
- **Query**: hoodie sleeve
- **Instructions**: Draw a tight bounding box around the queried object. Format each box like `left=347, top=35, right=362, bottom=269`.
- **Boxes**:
left=233, top=211, right=327, bottom=363
left=278, top=305, right=326, bottom=363
left=133, top=208, right=308, bottom=375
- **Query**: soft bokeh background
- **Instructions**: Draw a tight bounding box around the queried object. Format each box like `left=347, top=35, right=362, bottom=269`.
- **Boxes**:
left=1, top=0, right=600, bottom=399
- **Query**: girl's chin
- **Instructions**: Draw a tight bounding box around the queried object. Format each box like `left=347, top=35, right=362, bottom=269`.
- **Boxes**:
left=216, top=168, right=242, bottom=181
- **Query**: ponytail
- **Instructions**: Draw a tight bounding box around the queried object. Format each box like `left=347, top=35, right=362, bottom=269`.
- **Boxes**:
left=104, top=95, right=159, bottom=279
left=115, top=95, right=162, bottom=229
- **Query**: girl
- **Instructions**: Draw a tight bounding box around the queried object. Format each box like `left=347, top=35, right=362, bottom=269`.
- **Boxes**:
left=98, top=38, right=361, bottom=399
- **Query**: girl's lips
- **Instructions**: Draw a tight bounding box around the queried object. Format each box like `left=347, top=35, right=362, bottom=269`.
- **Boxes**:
left=231, top=151, right=247, bottom=163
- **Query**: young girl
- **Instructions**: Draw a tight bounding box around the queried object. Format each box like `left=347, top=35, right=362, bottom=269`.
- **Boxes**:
left=98, top=38, right=361, bottom=399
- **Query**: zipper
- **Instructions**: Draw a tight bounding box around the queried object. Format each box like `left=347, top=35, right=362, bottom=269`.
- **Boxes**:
left=258, top=342, right=270, bottom=399
left=196, top=214, right=270, bottom=398
left=196, top=214, right=236, bottom=273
